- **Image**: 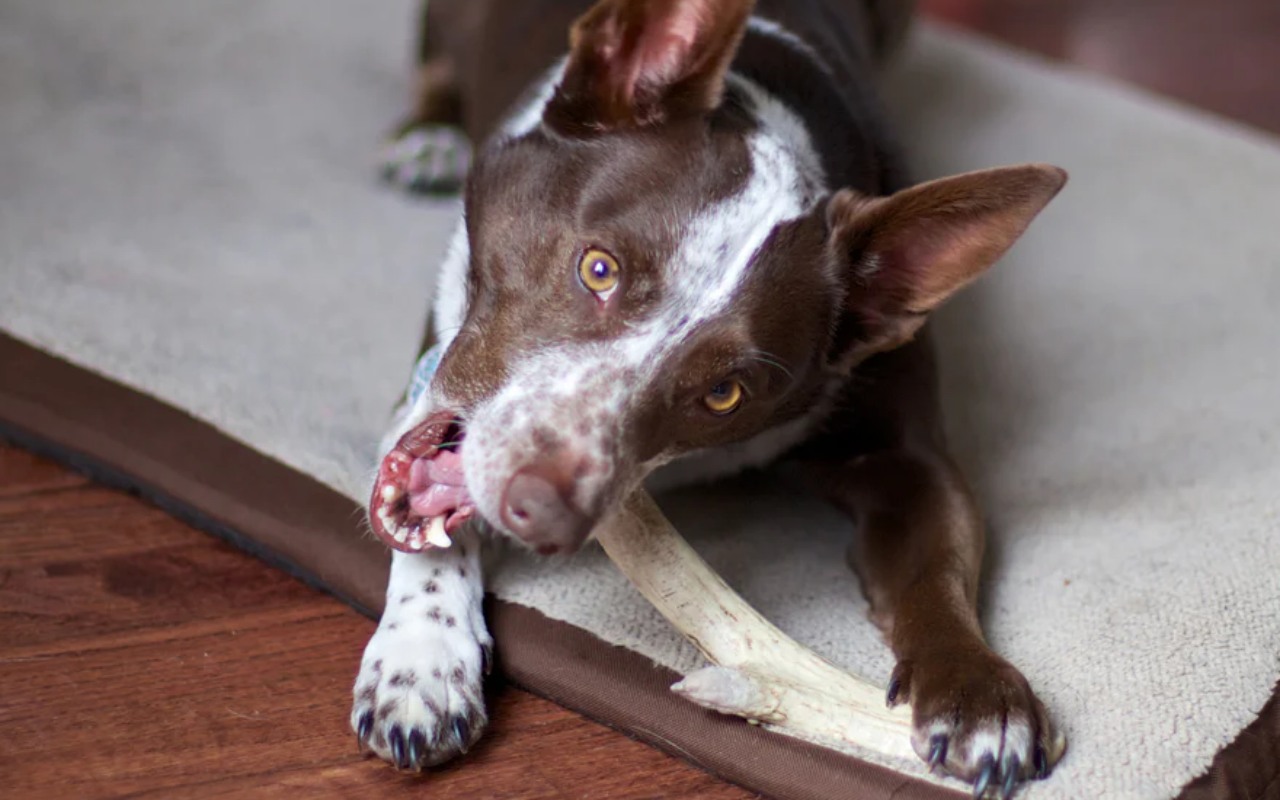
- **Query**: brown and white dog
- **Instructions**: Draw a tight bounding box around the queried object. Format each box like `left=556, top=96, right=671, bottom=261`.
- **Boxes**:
left=352, top=1, right=1067, bottom=796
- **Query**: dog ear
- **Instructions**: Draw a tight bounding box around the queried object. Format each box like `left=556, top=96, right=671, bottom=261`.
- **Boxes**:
left=545, top=0, right=755, bottom=134
left=828, top=163, right=1067, bottom=365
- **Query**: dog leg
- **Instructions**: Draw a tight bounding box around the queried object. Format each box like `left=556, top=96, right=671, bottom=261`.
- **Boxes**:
left=380, top=1, right=471, bottom=194
left=351, top=528, right=491, bottom=769
left=791, top=325, right=1068, bottom=795
left=814, top=445, right=1065, bottom=796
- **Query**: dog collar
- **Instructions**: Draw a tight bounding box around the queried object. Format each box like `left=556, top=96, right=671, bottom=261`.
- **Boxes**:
left=407, top=344, right=444, bottom=408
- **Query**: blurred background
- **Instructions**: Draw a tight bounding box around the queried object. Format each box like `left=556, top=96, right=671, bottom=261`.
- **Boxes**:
left=922, top=0, right=1280, bottom=134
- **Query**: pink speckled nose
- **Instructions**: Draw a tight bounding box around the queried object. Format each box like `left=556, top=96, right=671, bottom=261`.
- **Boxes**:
left=500, top=461, right=592, bottom=554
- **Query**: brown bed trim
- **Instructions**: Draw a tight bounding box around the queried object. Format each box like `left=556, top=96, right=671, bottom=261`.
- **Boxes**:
left=3, top=330, right=1275, bottom=799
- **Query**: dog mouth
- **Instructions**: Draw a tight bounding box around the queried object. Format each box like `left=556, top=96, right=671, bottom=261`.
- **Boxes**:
left=369, top=410, right=475, bottom=552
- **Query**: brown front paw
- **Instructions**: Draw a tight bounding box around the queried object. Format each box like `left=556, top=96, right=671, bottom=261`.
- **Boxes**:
left=888, top=649, right=1066, bottom=798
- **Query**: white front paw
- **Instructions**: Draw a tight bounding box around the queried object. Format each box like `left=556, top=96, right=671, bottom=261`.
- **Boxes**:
left=352, top=546, right=490, bottom=770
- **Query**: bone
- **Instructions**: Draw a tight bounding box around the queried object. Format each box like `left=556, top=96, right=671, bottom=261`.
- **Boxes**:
left=592, top=490, right=917, bottom=762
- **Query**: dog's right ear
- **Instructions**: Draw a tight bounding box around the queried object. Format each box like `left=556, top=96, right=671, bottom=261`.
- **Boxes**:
left=544, top=0, right=755, bottom=134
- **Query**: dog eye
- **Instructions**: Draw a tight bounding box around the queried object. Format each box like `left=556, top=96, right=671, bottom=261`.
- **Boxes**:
left=703, top=380, right=744, bottom=415
left=578, top=248, right=620, bottom=299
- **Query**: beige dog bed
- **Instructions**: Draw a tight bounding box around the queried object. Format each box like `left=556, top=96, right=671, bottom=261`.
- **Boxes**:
left=2, top=2, right=1277, bottom=797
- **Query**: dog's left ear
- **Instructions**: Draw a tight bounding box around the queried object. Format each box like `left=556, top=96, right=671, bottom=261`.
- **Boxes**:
left=828, top=163, right=1068, bottom=365
left=545, top=0, right=755, bottom=134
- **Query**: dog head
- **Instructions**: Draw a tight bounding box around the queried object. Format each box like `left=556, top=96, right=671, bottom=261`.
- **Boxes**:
left=369, top=0, right=1066, bottom=554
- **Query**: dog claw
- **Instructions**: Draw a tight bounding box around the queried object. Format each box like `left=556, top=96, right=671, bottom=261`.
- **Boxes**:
left=1000, top=755, right=1020, bottom=799
left=886, top=676, right=901, bottom=706
left=451, top=715, right=471, bottom=751
left=356, top=710, right=374, bottom=745
left=481, top=642, right=493, bottom=676
left=973, top=754, right=997, bottom=798
left=389, top=726, right=408, bottom=769
left=1033, top=745, right=1049, bottom=779
left=927, top=734, right=948, bottom=768
left=407, top=729, right=427, bottom=770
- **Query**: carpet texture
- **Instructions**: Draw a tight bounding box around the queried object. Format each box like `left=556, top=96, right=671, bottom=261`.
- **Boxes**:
left=2, top=2, right=1278, bottom=797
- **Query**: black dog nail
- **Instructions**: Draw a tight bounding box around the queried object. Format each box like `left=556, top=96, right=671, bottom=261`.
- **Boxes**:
left=928, top=734, right=948, bottom=768
left=357, top=710, right=374, bottom=743
left=452, top=716, right=471, bottom=748
left=886, top=677, right=901, bottom=706
left=973, top=754, right=997, bottom=799
left=408, top=729, right=427, bottom=769
left=1034, top=745, right=1049, bottom=779
left=1000, top=755, right=1020, bottom=799
left=389, top=726, right=407, bottom=769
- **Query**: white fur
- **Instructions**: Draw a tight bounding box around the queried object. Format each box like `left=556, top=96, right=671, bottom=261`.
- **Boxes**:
left=994, top=720, right=1035, bottom=769
left=461, top=345, right=633, bottom=526
left=501, top=59, right=568, bottom=139
left=963, top=728, right=1007, bottom=763
left=616, top=73, right=827, bottom=367
left=923, top=712, right=1038, bottom=780
left=351, top=529, right=490, bottom=765
left=431, top=219, right=471, bottom=345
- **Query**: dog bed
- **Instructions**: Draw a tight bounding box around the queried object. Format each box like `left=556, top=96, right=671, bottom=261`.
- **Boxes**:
left=1, top=1, right=1277, bottom=797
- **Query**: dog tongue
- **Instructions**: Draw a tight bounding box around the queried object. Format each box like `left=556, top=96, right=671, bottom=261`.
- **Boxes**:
left=408, top=450, right=471, bottom=518
left=424, top=449, right=466, bottom=485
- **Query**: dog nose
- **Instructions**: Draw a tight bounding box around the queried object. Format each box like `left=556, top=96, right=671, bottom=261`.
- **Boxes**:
left=500, top=462, right=593, bottom=553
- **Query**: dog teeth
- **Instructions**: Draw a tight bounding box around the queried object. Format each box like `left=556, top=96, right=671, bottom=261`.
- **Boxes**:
left=393, top=527, right=408, bottom=544
left=380, top=485, right=402, bottom=503
left=425, top=515, right=452, bottom=548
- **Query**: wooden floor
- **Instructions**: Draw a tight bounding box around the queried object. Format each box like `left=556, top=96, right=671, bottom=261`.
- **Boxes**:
left=0, top=445, right=749, bottom=799
left=3, top=2, right=1279, bottom=798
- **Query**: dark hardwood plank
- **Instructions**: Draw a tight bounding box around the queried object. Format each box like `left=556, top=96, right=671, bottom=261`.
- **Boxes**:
left=0, top=447, right=90, bottom=496
left=0, top=453, right=323, bottom=646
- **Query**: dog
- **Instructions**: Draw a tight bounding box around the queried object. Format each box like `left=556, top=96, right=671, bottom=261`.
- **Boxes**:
left=351, top=1, right=1068, bottom=796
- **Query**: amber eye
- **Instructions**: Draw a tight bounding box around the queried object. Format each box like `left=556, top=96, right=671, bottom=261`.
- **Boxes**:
left=703, top=380, right=744, bottom=415
left=578, top=248, right=620, bottom=298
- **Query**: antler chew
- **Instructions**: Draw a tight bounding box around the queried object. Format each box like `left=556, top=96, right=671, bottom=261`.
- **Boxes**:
left=593, top=489, right=916, bottom=761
